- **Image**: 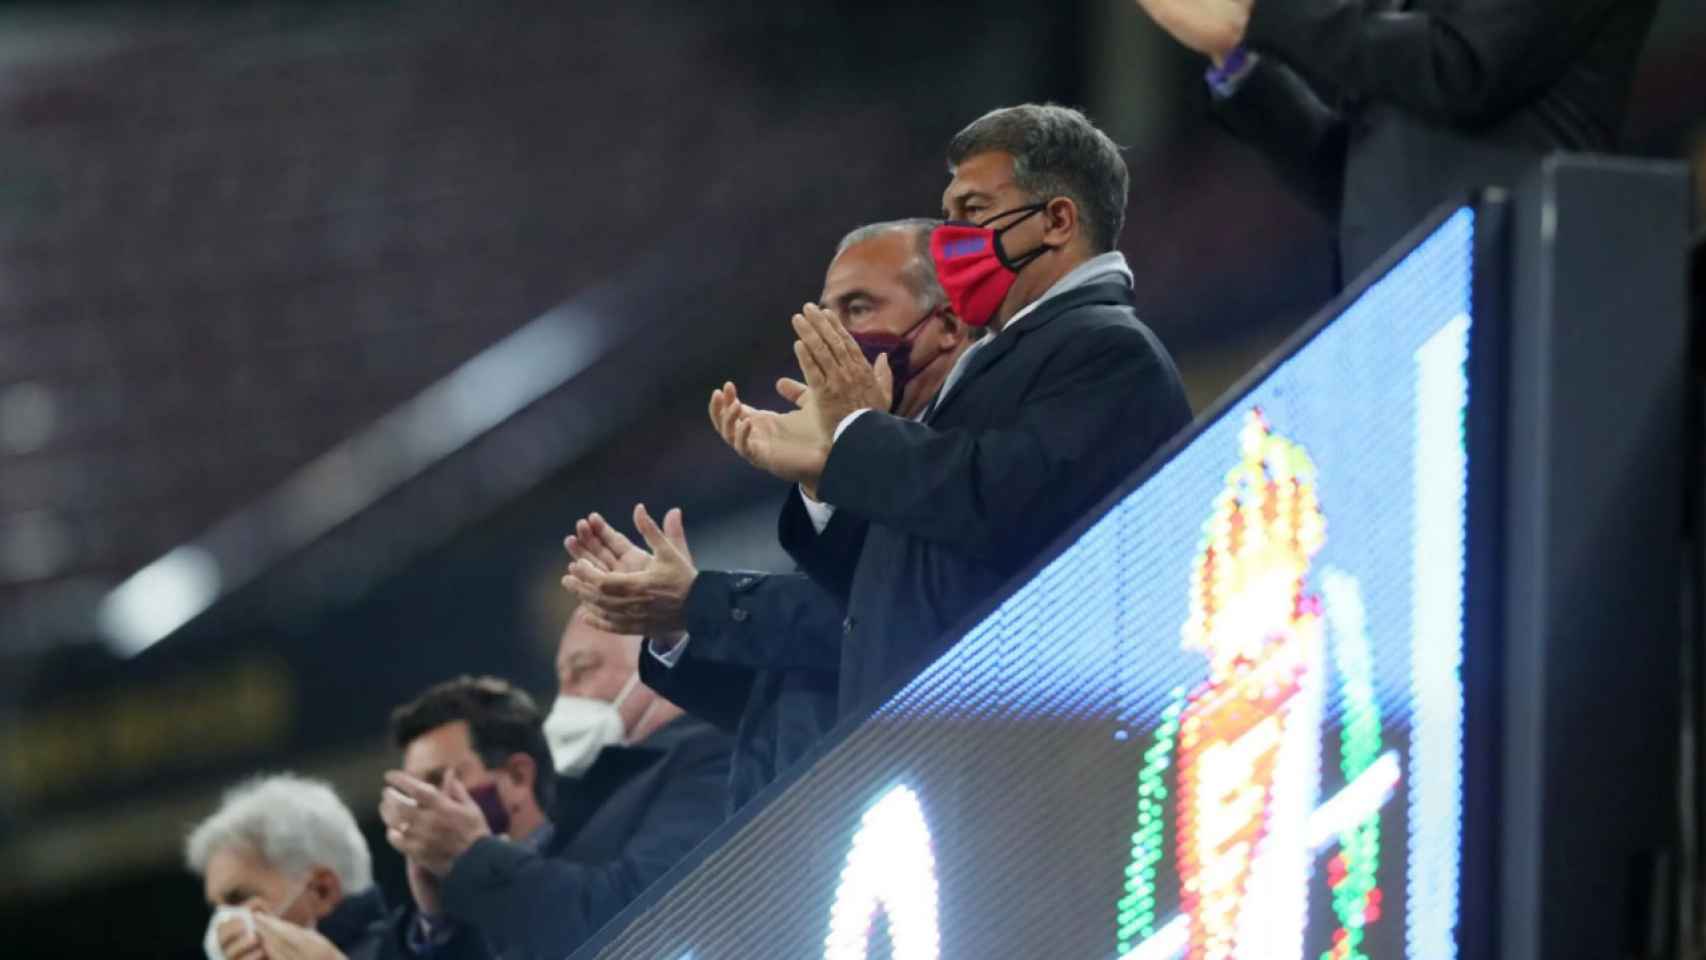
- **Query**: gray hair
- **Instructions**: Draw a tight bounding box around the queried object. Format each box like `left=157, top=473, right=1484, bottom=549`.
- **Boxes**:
left=946, top=103, right=1129, bottom=253
left=834, top=218, right=949, bottom=312
left=185, top=773, right=373, bottom=894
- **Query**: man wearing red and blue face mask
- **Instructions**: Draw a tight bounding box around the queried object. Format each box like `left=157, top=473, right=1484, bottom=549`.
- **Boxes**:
left=713, top=104, right=1194, bottom=717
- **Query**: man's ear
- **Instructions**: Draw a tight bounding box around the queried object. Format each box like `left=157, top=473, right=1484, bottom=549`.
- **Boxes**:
left=305, top=865, right=343, bottom=921
left=1041, top=195, right=1080, bottom=250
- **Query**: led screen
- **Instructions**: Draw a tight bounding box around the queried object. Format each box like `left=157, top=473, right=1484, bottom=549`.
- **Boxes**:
left=584, top=209, right=1480, bottom=960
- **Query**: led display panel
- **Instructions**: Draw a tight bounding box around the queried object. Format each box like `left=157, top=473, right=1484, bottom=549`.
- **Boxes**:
left=584, top=209, right=1483, bottom=960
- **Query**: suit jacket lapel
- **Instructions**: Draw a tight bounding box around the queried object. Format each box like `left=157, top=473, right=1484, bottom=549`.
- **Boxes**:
left=925, top=332, right=1020, bottom=424
left=926, top=281, right=1136, bottom=425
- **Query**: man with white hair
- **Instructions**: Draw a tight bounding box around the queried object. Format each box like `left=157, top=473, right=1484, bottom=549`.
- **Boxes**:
left=187, top=773, right=387, bottom=960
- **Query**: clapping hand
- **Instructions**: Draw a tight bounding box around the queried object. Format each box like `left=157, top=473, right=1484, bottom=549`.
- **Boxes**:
left=562, top=505, right=697, bottom=636
left=704, top=301, right=894, bottom=492
left=708, top=381, right=832, bottom=493
left=789, top=303, right=893, bottom=437
left=378, top=769, right=491, bottom=878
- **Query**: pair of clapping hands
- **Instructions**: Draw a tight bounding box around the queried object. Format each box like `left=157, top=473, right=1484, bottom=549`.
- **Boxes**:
left=559, top=304, right=891, bottom=634
left=709, top=303, right=895, bottom=493
left=372, top=767, right=492, bottom=924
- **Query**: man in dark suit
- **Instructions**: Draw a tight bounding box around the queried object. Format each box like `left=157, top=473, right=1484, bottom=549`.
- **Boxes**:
left=373, top=672, right=728, bottom=960
left=1133, top=0, right=1659, bottom=280
left=561, top=219, right=981, bottom=812
left=564, top=506, right=846, bottom=817
left=709, top=104, right=1193, bottom=716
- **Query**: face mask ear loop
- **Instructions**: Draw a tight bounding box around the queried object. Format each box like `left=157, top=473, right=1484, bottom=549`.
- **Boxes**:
left=610, top=671, right=643, bottom=741
left=998, top=243, right=1049, bottom=273
left=893, top=305, right=941, bottom=345
left=272, top=877, right=313, bottom=923
left=987, top=202, right=1052, bottom=272
left=974, top=202, right=1047, bottom=231
left=611, top=671, right=641, bottom=712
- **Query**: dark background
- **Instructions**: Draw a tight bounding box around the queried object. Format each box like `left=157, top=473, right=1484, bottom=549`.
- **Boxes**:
left=0, top=1, right=1698, bottom=955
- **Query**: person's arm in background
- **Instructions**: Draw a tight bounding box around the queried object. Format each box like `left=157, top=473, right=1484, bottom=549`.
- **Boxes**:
left=1139, top=0, right=1630, bottom=127
left=1208, top=53, right=1349, bottom=224
left=436, top=730, right=730, bottom=960
left=1243, top=0, right=1629, bottom=125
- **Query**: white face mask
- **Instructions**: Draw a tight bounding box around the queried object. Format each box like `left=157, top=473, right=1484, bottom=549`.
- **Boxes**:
left=202, top=881, right=308, bottom=960
left=543, top=672, right=639, bottom=777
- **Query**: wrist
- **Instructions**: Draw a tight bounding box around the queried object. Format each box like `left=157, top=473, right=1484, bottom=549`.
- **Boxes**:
left=802, top=443, right=830, bottom=490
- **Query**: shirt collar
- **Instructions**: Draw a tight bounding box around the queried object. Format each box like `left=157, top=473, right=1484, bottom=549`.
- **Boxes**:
left=932, top=251, right=1132, bottom=409
left=517, top=818, right=555, bottom=853
left=1003, top=251, right=1133, bottom=332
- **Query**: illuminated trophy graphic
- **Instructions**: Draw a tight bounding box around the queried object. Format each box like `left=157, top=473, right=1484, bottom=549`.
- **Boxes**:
left=1120, top=410, right=1390, bottom=960
left=1176, top=410, right=1325, bottom=960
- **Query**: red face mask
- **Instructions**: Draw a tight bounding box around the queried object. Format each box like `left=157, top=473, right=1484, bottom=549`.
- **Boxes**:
left=929, top=203, right=1048, bottom=327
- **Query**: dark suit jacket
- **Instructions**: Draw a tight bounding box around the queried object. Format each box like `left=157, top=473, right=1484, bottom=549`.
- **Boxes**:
left=374, top=717, right=729, bottom=960
left=1216, top=0, right=1658, bottom=279
left=788, top=280, right=1191, bottom=714
left=323, top=886, right=388, bottom=960
left=639, top=569, right=844, bottom=815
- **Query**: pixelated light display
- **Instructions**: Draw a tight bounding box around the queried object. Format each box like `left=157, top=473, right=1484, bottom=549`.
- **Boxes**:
left=1323, top=571, right=1384, bottom=960
left=584, top=211, right=1480, bottom=960
left=823, top=785, right=940, bottom=960
left=1175, top=411, right=1325, bottom=960
left=1406, top=315, right=1470, bottom=959
left=1120, top=686, right=1185, bottom=952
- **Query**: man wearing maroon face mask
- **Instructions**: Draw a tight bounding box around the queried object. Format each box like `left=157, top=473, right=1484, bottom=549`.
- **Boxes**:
left=823, top=218, right=978, bottom=419
left=711, top=104, right=1194, bottom=717
left=563, top=220, right=977, bottom=815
